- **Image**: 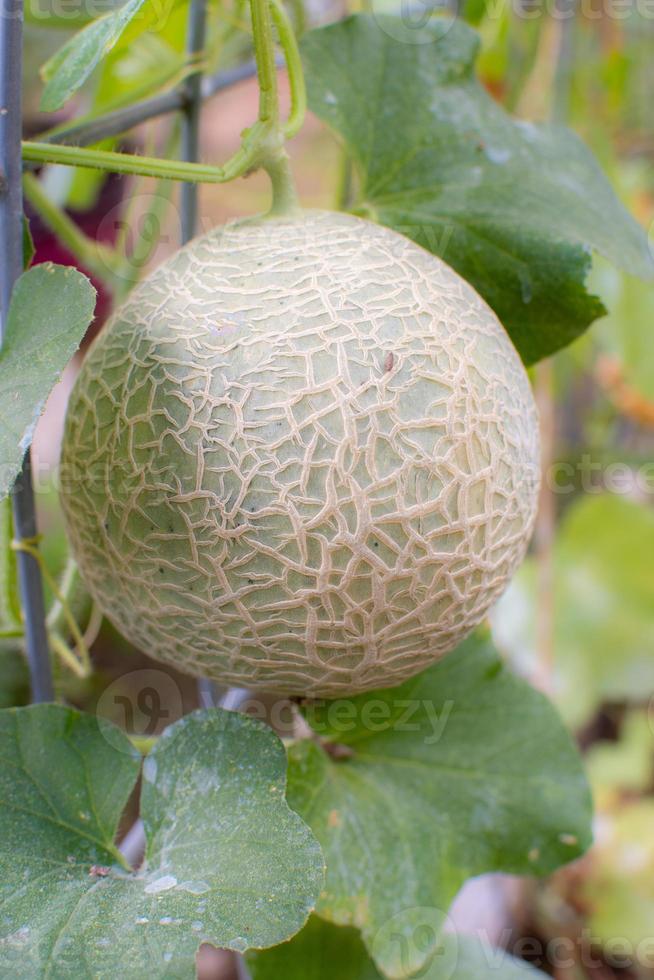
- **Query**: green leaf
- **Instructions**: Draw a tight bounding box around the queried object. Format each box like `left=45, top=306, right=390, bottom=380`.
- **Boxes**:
left=0, top=705, right=324, bottom=978
left=0, top=263, right=96, bottom=501
left=494, top=493, right=654, bottom=729
left=248, top=916, right=549, bottom=979
left=89, top=0, right=189, bottom=112
left=248, top=917, right=381, bottom=980
left=40, top=0, right=151, bottom=111
left=301, top=15, right=654, bottom=365
left=286, top=632, right=592, bottom=978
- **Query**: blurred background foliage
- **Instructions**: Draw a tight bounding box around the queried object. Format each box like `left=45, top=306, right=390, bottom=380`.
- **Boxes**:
left=483, top=2, right=654, bottom=974
left=12, top=0, right=654, bottom=975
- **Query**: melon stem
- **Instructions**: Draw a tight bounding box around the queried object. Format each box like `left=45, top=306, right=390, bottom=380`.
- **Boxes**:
left=264, top=151, right=301, bottom=217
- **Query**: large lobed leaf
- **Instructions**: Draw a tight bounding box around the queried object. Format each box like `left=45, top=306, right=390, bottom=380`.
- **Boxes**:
left=0, top=263, right=96, bottom=500
left=286, top=632, right=592, bottom=978
left=0, top=706, right=323, bottom=978
left=301, top=15, right=654, bottom=365
left=248, top=915, right=549, bottom=979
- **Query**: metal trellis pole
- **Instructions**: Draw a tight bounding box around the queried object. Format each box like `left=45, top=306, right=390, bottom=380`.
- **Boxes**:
left=179, top=0, right=218, bottom=710
left=180, top=0, right=208, bottom=245
left=0, top=0, right=54, bottom=701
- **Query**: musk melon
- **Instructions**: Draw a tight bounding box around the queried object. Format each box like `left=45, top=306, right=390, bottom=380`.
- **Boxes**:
left=60, top=211, right=540, bottom=696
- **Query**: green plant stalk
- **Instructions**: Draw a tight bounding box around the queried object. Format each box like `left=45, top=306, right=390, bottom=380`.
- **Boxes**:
left=22, top=134, right=265, bottom=183
left=0, top=495, right=22, bottom=629
left=334, top=149, right=353, bottom=210
left=45, top=557, right=89, bottom=636
left=287, top=0, right=306, bottom=39
left=11, top=539, right=91, bottom=678
left=264, top=151, right=300, bottom=216
left=247, top=0, right=303, bottom=212
left=23, top=173, right=123, bottom=290
left=48, top=630, right=89, bottom=679
left=270, top=0, right=306, bottom=139
left=250, top=0, right=279, bottom=126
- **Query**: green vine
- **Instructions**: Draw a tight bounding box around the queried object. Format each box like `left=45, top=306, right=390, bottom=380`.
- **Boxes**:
left=10, top=539, right=92, bottom=678
left=270, top=0, right=306, bottom=140
left=22, top=135, right=263, bottom=185
left=251, top=0, right=279, bottom=127
left=0, top=496, right=22, bottom=631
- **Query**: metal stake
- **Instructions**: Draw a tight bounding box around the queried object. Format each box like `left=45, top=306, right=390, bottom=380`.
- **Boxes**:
left=180, top=0, right=208, bottom=245
left=0, top=0, right=54, bottom=701
left=178, top=0, right=220, bottom=710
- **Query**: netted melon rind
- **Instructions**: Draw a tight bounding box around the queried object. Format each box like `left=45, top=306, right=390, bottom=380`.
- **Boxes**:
left=60, top=211, right=539, bottom=696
